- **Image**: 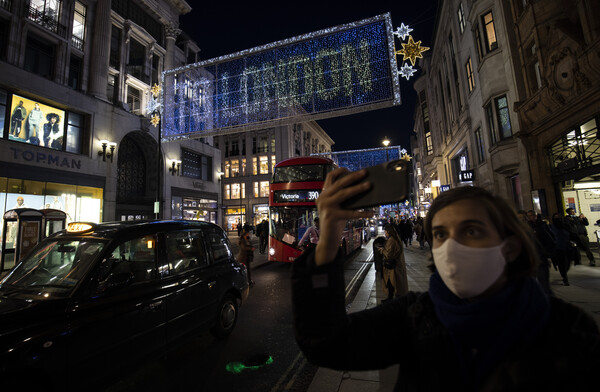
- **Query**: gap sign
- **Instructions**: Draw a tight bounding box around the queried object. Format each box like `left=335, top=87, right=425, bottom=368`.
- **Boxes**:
left=162, top=13, right=400, bottom=140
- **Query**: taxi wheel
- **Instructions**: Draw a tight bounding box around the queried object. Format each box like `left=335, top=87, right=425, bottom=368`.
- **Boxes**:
left=211, top=294, right=238, bottom=339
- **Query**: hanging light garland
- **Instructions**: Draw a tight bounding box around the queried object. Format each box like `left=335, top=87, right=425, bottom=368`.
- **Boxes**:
left=147, top=83, right=162, bottom=127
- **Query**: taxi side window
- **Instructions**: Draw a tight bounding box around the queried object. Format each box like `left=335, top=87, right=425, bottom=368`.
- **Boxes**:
left=108, top=235, right=158, bottom=283
left=165, top=230, right=208, bottom=273
left=205, top=229, right=232, bottom=264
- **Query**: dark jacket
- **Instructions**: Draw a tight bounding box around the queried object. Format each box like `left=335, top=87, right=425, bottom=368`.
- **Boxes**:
left=292, top=249, right=599, bottom=392
left=565, top=214, right=589, bottom=236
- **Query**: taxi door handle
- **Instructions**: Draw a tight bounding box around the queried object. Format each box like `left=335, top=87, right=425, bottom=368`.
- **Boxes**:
left=208, top=281, right=216, bottom=290
left=148, top=300, right=163, bottom=311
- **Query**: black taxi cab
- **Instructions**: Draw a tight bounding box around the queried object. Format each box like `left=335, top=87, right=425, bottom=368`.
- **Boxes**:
left=0, top=220, right=249, bottom=390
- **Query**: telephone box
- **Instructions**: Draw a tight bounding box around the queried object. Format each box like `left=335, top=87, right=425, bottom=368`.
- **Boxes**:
left=1, top=208, right=43, bottom=272
left=40, top=209, right=67, bottom=239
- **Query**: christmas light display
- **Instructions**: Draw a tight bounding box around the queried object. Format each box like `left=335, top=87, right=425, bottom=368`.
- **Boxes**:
left=160, top=14, right=430, bottom=140
left=161, top=13, right=400, bottom=140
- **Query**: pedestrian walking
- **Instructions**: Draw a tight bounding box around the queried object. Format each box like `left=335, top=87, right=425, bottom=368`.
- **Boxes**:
left=414, top=216, right=426, bottom=249
left=550, top=213, right=572, bottom=286
left=565, top=208, right=596, bottom=266
left=291, top=170, right=599, bottom=391
left=376, top=223, right=408, bottom=300
left=237, top=230, right=255, bottom=286
left=257, top=219, right=269, bottom=254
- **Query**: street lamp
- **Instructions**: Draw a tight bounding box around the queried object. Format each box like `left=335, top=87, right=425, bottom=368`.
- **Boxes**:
left=382, top=137, right=390, bottom=160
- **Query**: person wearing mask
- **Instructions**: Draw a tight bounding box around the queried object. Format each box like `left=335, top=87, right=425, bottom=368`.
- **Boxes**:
left=376, top=223, right=407, bottom=300
left=237, top=230, right=255, bottom=286
left=565, top=208, right=596, bottom=266
left=299, top=217, right=320, bottom=250
left=291, top=169, right=599, bottom=391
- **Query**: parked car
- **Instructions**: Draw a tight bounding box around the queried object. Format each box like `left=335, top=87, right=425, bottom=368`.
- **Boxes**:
left=0, top=220, right=249, bottom=390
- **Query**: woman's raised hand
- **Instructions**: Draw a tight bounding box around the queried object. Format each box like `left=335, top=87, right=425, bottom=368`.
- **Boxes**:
left=314, top=168, right=375, bottom=266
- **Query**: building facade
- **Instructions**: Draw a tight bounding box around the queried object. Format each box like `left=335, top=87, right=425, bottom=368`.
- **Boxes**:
left=216, top=122, right=333, bottom=233
left=412, top=0, right=599, bottom=221
left=0, top=0, right=224, bottom=271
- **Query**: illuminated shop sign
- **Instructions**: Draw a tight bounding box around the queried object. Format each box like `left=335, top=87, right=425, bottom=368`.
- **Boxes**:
left=458, top=170, right=474, bottom=182
left=273, top=190, right=320, bottom=204
left=162, top=13, right=400, bottom=140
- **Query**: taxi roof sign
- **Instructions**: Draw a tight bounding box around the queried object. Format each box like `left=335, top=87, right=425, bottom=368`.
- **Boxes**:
left=67, top=222, right=94, bottom=233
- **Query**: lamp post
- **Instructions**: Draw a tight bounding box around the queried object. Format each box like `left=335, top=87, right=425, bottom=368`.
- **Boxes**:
left=148, top=84, right=162, bottom=219
left=382, top=137, right=390, bottom=160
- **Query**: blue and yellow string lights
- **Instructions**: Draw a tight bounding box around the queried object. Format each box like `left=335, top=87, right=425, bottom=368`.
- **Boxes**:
left=160, top=14, right=429, bottom=139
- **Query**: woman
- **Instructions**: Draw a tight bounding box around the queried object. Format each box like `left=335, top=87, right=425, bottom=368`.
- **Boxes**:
left=377, top=223, right=407, bottom=299
left=237, top=230, right=255, bottom=285
left=291, top=168, right=599, bottom=391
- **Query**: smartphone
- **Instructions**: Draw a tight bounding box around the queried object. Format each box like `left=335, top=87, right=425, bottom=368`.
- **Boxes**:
left=340, top=159, right=409, bottom=209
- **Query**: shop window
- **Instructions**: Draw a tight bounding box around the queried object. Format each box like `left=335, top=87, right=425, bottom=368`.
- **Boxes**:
left=127, top=38, right=146, bottom=83
left=0, top=89, right=6, bottom=133
left=66, top=112, right=83, bottom=154
left=259, top=181, right=269, bottom=197
left=241, top=158, right=246, bottom=176
left=253, top=182, right=259, bottom=198
left=481, top=11, right=498, bottom=53
left=231, top=160, right=240, bottom=177
left=457, top=3, right=466, bottom=34
left=126, top=84, right=141, bottom=114
left=24, top=35, right=55, bottom=80
left=224, top=161, right=230, bottom=178
left=231, top=183, right=241, bottom=199
left=68, top=55, right=82, bottom=90
left=465, top=57, right=475, bottom=92
left=72, top=1, right=86, bottom=50
left=474, top=128, right=485, bottom=163
left=28, top=0, right=63, bottom=36
left=495, top=96, right=512, bottom=140
left=259, top=156, right=269, bottom=174
left=182, top=149, right=212, bottom=181
left=525, top=42, right=542, bottom=95
left=224, top=184, right=230, bottom=200
left=241, top=183, right=246, bottom=199
left=271, top=155, right=276, bottom=173
left=252, top=157, right=258, bottom=175
left=109, top=25, right=121, bottom=69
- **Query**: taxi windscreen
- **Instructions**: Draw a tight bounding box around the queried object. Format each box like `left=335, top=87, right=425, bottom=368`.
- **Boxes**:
left=0, top=239, right=106, bottom=295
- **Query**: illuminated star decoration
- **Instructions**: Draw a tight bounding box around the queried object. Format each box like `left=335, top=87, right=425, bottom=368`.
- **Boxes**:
left=395, top=35, right=430, bottom=66
left=147, top=83, right=162, bottom=127
left=151, top=83, right=161, bottom=98
left=150, top=113, right=160, bottom=126
left=398, top=63, right=417, bottom=80
left=393, top=23, right=413, bottom=41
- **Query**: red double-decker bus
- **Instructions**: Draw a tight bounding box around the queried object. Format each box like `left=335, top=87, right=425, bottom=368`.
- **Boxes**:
left=268, top=156, right=365, bottom=262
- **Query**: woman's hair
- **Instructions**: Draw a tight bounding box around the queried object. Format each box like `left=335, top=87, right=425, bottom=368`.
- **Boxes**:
left=383, top=223, right=401, bottom=243
left=423, top=186, right=538, bottom=279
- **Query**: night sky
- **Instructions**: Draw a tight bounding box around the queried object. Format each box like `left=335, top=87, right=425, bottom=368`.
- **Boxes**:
left=179, top=1, right=439, bottom=152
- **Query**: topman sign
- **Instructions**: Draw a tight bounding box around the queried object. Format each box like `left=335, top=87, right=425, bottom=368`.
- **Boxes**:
left=161, top=13, right=401, bottom=140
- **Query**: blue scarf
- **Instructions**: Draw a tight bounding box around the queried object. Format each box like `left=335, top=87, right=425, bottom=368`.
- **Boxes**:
left=429, top=272, right=550, bottom=389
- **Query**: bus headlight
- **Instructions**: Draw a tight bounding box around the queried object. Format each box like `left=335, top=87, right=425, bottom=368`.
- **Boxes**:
left=269, top=248, right=275, bottom=256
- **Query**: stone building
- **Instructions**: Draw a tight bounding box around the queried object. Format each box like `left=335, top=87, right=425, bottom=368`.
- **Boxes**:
left=412, top=0, right=599, bottom=220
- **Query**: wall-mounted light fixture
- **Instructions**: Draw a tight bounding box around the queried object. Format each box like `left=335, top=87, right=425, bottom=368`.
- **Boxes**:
left=98, top=140, right=117, bottom=163
left=169, top=160, right=182, bottom=176
left=217, top=171, right=225, bottom=182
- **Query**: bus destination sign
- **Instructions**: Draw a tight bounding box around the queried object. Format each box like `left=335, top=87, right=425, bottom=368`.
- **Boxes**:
left=273, top=190, right=321, bottom=204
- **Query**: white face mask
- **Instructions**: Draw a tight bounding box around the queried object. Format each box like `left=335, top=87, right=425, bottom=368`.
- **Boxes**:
left=432, top=238, right=506, bottom=299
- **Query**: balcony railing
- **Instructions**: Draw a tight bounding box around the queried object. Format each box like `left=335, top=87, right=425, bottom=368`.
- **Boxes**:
left=71, top=35, right=84, bottom=51
left=27, top=6, right=67, bottom=38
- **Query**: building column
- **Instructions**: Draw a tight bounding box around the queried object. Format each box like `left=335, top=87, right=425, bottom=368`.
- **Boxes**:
left=88, top=0, right=111, bottom=100
left=164, top=22, right=181, bottom=71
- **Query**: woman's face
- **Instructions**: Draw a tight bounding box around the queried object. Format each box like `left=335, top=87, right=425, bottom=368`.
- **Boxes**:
left=431, top=199, right=502, bottom=249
